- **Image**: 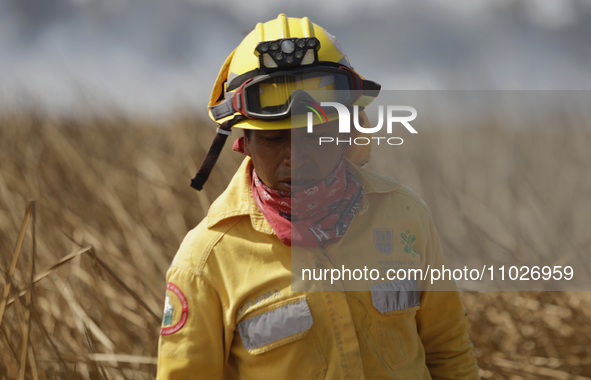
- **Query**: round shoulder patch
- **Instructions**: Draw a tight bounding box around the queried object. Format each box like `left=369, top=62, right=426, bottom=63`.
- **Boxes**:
left=160, top=282, right=188, bottom=335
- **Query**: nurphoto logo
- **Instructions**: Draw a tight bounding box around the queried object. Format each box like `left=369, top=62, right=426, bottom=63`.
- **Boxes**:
left=306, top=102, right=418, bottom=146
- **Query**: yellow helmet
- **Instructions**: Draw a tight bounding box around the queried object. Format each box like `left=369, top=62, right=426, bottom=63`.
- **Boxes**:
left=208, top=14, right=379, bottom=130
left=191, top=14, right=380, bottom=190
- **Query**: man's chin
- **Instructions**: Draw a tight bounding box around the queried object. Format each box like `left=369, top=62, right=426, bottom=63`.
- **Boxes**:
left=274, top=181, right=293, bottom=193
left=273, top=179, right=320, bottom=193
left=289, top=180, right=321, bottom=192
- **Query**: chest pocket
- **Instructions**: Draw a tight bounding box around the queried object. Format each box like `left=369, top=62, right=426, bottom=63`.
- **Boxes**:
left=236, top=297, right=326, bottom=380
left=370, top=279, right=421, bottom=371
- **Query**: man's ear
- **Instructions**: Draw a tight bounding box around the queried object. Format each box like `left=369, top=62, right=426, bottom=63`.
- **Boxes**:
left=242, top=131, right=252, bottom=157
left=337, top=132, right=351, bottom=142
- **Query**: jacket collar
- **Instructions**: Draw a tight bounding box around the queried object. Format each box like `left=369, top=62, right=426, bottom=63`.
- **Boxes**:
left=206, top=156, right=401, bottom=233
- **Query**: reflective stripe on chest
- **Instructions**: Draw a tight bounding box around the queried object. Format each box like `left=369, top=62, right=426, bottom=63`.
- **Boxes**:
left=237, top=299, right=313, bottom=353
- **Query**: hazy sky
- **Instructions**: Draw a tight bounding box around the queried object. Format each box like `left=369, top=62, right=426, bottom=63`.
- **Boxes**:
left=1, top=0, right=590, bottom=116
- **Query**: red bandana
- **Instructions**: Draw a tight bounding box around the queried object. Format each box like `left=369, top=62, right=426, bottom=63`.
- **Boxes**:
left=252, top=156, right=364, bottom=247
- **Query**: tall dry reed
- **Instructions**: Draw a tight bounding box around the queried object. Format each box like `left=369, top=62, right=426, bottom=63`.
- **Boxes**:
left=0, top=111, right=590, bottom=379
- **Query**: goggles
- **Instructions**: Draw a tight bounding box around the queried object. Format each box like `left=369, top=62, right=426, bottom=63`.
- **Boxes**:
left=209, top=65, right=380, bottom=122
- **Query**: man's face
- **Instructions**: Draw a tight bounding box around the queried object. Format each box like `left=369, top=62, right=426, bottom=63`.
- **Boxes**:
left=243, top=120, right=346, bottom=193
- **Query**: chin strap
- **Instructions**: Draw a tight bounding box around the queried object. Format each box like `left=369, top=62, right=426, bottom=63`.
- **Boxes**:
left=190, top=117, right=244, bottom=191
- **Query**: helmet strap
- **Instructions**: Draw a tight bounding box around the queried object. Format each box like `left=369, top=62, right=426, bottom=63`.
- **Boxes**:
left=190, top=116, right=245, bottom=191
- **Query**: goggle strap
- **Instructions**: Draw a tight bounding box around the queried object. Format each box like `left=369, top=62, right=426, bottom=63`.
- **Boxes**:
left=190, top=116, right=244, bottom=191
left=227, top=68, right=265, bottom=92
left=210, top=92, right=237, bottom=121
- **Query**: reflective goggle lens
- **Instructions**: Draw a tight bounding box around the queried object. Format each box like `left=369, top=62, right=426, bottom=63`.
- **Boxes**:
left=244, top=71, right=355, bottom=117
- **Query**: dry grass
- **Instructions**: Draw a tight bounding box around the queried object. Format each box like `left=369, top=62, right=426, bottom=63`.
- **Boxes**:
left=367, top=111, right=591, bottom=379
left=0, top=111, right=590, bottom=379
left=0, top=113, right=243, bottom=379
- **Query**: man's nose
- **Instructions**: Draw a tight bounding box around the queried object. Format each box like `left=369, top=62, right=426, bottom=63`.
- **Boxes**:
left=285, top=135, right=309, bottom=169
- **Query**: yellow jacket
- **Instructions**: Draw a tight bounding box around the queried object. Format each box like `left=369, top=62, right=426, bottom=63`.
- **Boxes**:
left=157, top=157, right=479, bottom=379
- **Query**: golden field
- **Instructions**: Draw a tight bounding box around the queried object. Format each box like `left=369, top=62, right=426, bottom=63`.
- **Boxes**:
left=0, top=111, right=590, bottom=379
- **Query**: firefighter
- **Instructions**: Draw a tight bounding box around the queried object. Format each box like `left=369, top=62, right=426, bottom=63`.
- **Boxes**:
left=157, top=14, right=480, bottom=379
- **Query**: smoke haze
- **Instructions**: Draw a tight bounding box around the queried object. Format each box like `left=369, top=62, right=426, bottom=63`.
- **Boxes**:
left=1, top=0, right=590, bottom=117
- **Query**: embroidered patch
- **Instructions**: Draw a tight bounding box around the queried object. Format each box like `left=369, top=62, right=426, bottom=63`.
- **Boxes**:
left=160, top=282, right=188, bottom=335
left=400, top=230, right=419, bottom=257
left=374, top=228, right=394, bottom=255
